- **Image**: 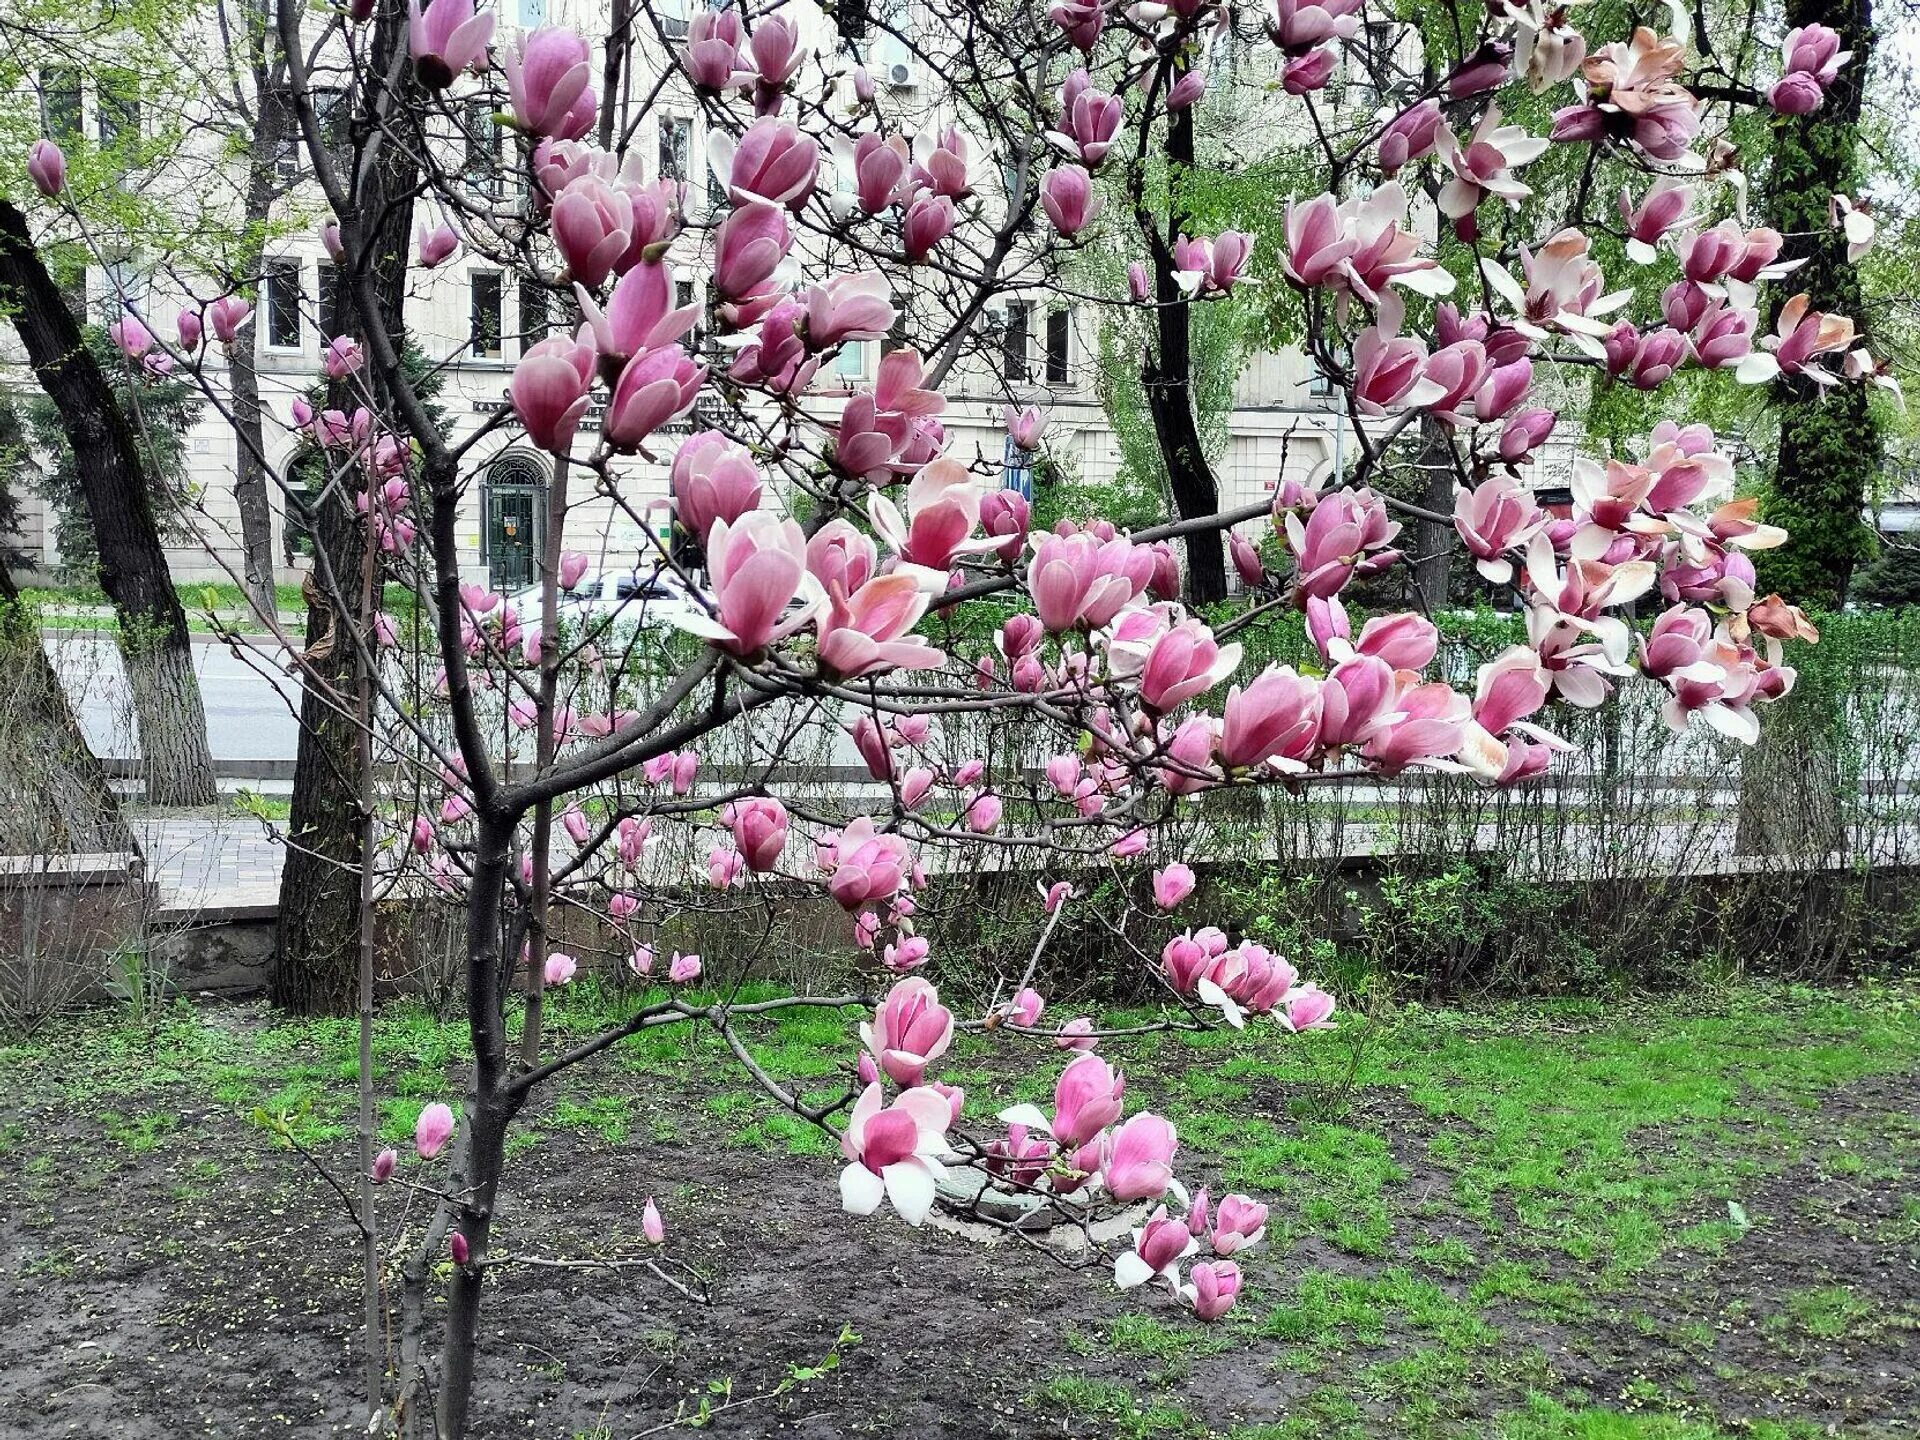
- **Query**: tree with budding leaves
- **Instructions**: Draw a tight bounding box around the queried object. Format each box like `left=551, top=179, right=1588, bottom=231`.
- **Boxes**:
left=5, top=0, right=1896, bottom=1433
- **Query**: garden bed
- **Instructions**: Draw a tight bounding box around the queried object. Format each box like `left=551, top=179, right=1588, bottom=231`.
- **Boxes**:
left=1, top=984, right=1916, bottom=1438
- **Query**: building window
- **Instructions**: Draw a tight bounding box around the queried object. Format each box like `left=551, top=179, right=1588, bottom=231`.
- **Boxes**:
left=464, top=100, right=501, bottom=195
left=836, top=339, right=867, bottom=381
left=518, top=0, right=547, bottom=23
left=471, top=272, right=504, bottom=358
left=658, top=115, right=691, bottom=183
left=659, top=0, right=691, bottom=40
left=96, top=69, right=141, bottom=148
left=264, top=258, right=303, bottom=349
left=518, top=279, right=549, bottom=351
left=1000, top=300, right=1031, bottom=382
left=42, top=68, right=82, bottom=143
left=1045, top=308, right=1070, bottom=385
left=317, top=263, right=347, bottom=341
left=838, top=0, right=869, bottom=44
left=705, top=130, right=729, bottom=212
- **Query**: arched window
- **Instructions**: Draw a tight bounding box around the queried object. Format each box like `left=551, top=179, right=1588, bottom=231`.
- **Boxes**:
left=483, top=451, right=548, bottom=592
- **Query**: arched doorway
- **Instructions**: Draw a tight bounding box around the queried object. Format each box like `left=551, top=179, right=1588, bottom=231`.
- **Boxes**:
left=483, top=450, right=547, bottom=592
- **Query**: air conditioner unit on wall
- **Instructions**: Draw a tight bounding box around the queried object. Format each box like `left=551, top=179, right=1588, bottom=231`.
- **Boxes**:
left=887, top=60, right=918, bottom=88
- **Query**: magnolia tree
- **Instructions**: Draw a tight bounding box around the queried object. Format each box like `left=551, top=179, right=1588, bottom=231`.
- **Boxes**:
left=16, top=0, right=1883, bottom=1431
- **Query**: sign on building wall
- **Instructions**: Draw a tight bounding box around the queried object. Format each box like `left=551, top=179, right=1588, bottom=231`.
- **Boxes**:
left=1002, top=434, right=1034, bottom=501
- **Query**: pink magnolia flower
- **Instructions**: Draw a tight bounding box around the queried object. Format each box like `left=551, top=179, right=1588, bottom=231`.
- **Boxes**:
left=1056, top=1017, right=1097, bottom=1051
left=1137, top=617, right=1241, bottom=712
left=671, top=431, right=763, bottom=542
left=605, top=345, right=705, bottom=452
left=1211, top=1194, right=1268, bottom=1256
left=407, top=0, right=494, bottom=89
left=712, top=201, right=792, bottom=301
left=869, top=458, right=994, bottom=571
left=449, top=1231, right=470, bottom=1266
left=510, top=337, right=591, bottom=453
left=1182, top=1260, right=1243, bottom=1321
left=1048, top=0, right=1105, bottom=50
left=838, top=1083, right=950, bottom=1226
left=668, top=951, right=702, bottom=984
left=723, top=797, right=788, bottom=873
left=1114, top=1204, right=1197, bottom=1289
left=964, top=791, right=1003, bottom=834
left=175, top=309, right=202, bottom=351
left=748, top=13, right=807, bottom=106
left=1454, top=476, right=1545, bottom=584
left=1167, top=70, right=1207, bottom=110
left=679, top=512, right=823, bottom=656
left=371, top=1148, right=397, bottom=1183
left=1282, top=985, right=1338, bottom=1032
left=107, top=315, right=153, bottom=360
left=1282, top=47, right=1338, bottom=93
left=1048, top=70, right=1123, bottom=168
left=721, top=116, right=819, bottom=210
left=1105, top=1113, right=1177, bottom=1201
left=628, top=945, right=654, bottom=977
left=1041, top=164, right=1102, bottom=237
left=805, top=273, right=895, bottom=351
left=686, top=7, right=749, bottom=91
left=500, top=25, right=595, bottom=138
left=544, top=952, right=577, bottom=985
left=1052, top=1052, right=1125, bottom=1147
left=1042, top=879, right=1073, bottom=913
left=1109, top=830, right=1148, bottom=860
left=882, top=936, right=930, bottom=973
left=1288, top=485, right=1402, bottom=597
left=1008, top=987, right=1046, bottom=1028
left=1218, top=666, right=1322, bottom=772
left=853, top=133, right=910, bottom=214
left=27, top=138, right=65, bottom=198
left=826, top=817, right=914, bottom=910
left=861, top=977, right=954, bottom=1087
left=324, top=335, right=364, bottom=379
left=1004, top=404, right=1048, bottom=451
left=208, top=295, right=252, bottom=344
left=1153, top=863, right=1196, bottom=910
left=1377, top=100, right=1442, bottom=174
left=1316, top=656, right=1400, bottom=751
left=902, top=193, right=957, bottom=261
left=1435, top=106, right=1549, bottom=223
left=551, top=179, right=634, bottom=289
left=911, top=125, right=975, bottom=198
left=642, top=1196, right=665, bottom=1244
left=414, top=1102, right=456, bottom=1159
left=706, top=844, right=745, bottom=889
left=1030, top=531, right=1153, bottom=632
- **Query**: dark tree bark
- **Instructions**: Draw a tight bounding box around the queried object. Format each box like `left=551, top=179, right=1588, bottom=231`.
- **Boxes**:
left=223, top=0, right=292, bottom=621
left=270, top=0, right=420, bottom=1015
left=1140, top=84, right=1227, bottom=606
left=1738, top=0, right=1878, bottom=859
left=1757, top=0, right=1882, bottom=610
left=0, top=199, right=219, bottom=808
left=0, top=557, right=137, bottom=857
left=1410, top=415, right=1456, bottom=613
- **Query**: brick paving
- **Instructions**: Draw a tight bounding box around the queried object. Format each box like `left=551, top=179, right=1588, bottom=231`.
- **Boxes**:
left=133, top=815, right=284, bottom=914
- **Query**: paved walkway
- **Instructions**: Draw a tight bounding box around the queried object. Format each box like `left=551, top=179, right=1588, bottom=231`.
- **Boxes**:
left=133, top=815, right=284, bottom=915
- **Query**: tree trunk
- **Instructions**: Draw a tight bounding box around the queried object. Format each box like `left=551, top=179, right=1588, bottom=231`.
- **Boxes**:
left=1411, top=414, right=1455, bottom=613
left=1756, top=0, right=1881, bottom=610
left=226, top=316, right=279, bottom=618
left=1141, top=86, right=1226, bottom=606
left=227, top=25, right=288, bottom=622
left=271, top=0, right=419, bottom=1013
left=0, top=199, right=219, bottom=807
left=0, top=558, right=137, bottom=856
left=1739, top=0, right=1878, bottom=859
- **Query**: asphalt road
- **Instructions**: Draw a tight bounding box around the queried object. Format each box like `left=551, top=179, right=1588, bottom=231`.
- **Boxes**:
left=44, top=632, right=304, bottom=766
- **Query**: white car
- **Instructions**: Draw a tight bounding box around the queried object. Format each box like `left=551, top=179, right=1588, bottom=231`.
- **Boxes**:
left=509, top=569, right=708, bottom=627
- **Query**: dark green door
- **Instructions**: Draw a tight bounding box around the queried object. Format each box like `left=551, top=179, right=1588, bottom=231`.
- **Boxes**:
left=487, top=487, right=539, bottom=591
